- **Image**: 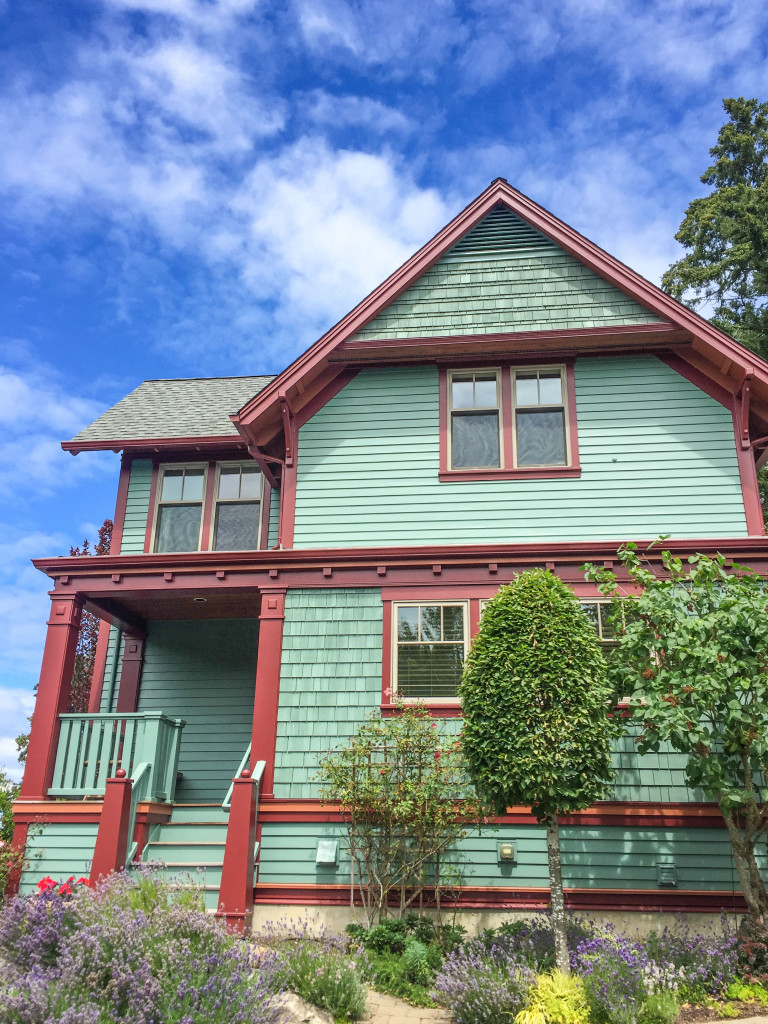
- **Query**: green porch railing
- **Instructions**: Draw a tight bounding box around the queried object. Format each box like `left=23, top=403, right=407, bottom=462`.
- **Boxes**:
left=49, top=713, right=186, bottom=803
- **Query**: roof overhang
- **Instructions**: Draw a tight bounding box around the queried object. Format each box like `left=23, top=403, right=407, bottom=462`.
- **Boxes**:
left=231, top=178, right=768, bottom=451
left=62, top=435, right=248, bottom=456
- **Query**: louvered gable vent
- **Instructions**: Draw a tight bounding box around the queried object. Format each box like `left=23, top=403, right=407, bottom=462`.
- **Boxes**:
left=441, top=202, right=557, bottom=263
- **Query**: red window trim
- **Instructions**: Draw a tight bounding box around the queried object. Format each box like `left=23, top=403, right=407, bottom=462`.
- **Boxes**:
left=438, top=360, right=581, bottom=479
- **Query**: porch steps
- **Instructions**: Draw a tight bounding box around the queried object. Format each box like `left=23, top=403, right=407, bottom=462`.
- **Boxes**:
left=140, top=803, right=230, bottom=911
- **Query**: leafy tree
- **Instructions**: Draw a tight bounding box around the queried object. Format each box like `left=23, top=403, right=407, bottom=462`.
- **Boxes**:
left=0, top=768, right=21, bottom=893
left=318, top=703, right=489, bottom=926
left=459, top=570, right=617, bottom=972
left=662, top=97, right=768, bottom=359
left=584, top=543, right=768, bottom=919
left=15, top=519, right=113, bottom=763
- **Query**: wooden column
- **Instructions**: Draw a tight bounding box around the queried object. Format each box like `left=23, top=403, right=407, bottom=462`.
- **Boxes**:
left=216, top=768, right=258, bottom=933
left=88, top=620, right=113, bottom=713
left=21, top=593, right=83, bottom=800
left=250, top=589, right=286, bottom=799
left=115, top=632, right=146, bottom=713
left=89, top=768, right=133, bottom=884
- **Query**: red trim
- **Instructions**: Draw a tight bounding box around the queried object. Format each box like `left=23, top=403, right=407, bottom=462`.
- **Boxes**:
left=439, top=362, right=580, bottom=479
left=90, top=773, right=132, bottom=884
left=218, top=771, right=259, bottom=932
left=88, top=619, right=112, bottom=713
left=660, top=353, right=734, bottom=410
left=143, top=464, right=159, bottom=553
left=21, top=595, right=83, bottom=799
left=250, top=590, right=286, bottom=799
left=199, top=461, right=217, bottom=551
left=110, top=457, right=131, bottom=554
left=295, top=368, right=358, bottom=429
left=252, top=881, right=746, bottom=913
left=63, top=435, right=248, bottom=455
left=260, top=484, right=272, bottom=551
left=115, top=632, right=145, bottom=713
left=734, top=422, right=765, bottom=535
left=278, top=461, right=296, bottom=549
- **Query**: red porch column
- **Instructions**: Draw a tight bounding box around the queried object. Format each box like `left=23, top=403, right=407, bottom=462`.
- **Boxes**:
left=115, top=632, right=145, bottom=713
left=21, top=593, right=83, bottom=800
left=250, top=588, right=286, bottom=799
left=89, top=768, right=133, bottom=884
left=216, top=768, right=258, bottom=932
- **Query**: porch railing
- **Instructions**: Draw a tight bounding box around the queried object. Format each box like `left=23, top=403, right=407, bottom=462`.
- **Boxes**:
left=49, top=712, right=185, bottom=803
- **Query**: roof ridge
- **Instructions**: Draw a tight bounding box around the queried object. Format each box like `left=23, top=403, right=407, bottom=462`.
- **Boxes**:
left=141, top=374, right=275, bottom=384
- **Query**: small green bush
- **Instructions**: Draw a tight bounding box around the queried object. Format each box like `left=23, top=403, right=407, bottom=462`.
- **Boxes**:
left=638, top=991, right=680, bottom=1024
left=403, top=938, right=432, bottom=986
left=366, top=950, right=438, bottom=1007
left=726, top=979, right=768, bottom=1004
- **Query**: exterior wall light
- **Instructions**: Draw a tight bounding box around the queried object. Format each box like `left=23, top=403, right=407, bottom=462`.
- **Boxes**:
left=497, top=841, right=515, bottom=863
left=316, top=838, right=339, bottom=866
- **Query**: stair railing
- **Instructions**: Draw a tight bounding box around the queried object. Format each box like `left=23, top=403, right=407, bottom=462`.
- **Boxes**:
left=126, top=762, right=152, bottom=865
left=222, top=743, right=252, bottom=810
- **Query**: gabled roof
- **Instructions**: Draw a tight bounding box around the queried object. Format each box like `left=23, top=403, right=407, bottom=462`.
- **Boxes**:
left=233, top=178, right=768, bottom=449
left=64, top=376, right=274, bottom=454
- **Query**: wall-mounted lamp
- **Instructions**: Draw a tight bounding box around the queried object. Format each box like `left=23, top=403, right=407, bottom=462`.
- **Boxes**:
left=316, top=838, right=339, bottom=867
left=497, top=841, right=515, bottom=863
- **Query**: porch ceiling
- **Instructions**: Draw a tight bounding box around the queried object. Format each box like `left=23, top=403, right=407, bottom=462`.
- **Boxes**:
left=86, top=588, right=260, bottom=632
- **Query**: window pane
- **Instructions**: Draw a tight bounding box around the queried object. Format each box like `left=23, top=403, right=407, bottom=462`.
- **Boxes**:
left=161, top=469, right=184, bottom=502
left=214, top=502, right=261, bottom=550
left=539, top=373, right=563, bottom=404
left=579, top=602, right=600, bottom=634
left=397, top=606, right=419, bottom=641
left=452, top=412, right=500, bottom=468
left=420, top=605, right=442, bottom=641
left=218, top=466, right=241, bottom=500
left=599, top=603, right=615, bottom=639
left=397, top=643, right=464, bottom=699
left=155, top=504, right=202, bottom=552
left=240, top=466, right=261, bottom=500
left=451, top=377, right=474, bottom=409
left=516, top=410, right=566, bottom=466
left=443, top=605, right=464, bottom=641
left=515, top=374, right=539, bottom=406
left=182, top=468, right=205, bottom=501
left=474, top=376, right=498, bottom=407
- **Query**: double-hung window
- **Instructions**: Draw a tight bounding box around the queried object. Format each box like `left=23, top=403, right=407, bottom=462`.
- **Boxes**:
left=442, top=364, right=577, bottom=477
left=154, top=464, right=206, bottom=553
left=213, top=463, right=262, bottom=551
left=393, top=602, right=468, bottom=700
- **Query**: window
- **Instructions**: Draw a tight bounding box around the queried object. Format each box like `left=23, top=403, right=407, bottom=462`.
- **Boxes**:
left=154, top=464, right=206, bottom=553
left=578, top=600, right=618, bottom=645
left=213, top=463, right=263, bottom=551
left=393, top=602, right=468, bottom=700
left=440, top=364, right=578, bottom=478
left=512, top=368, right=567, bottom=467
left=449, top=370, right=501, bottom=469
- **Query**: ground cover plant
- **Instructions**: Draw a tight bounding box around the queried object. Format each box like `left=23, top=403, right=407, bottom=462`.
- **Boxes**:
left=0, top=868, right=282, bottom=1024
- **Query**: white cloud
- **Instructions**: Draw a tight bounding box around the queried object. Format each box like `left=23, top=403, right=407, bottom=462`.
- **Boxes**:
left=301, top=91, right=415, bottom=134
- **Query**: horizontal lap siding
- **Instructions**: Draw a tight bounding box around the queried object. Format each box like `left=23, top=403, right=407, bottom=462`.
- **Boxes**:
left=268, top=485, right=280, bottom=547
left=351, top=253, right=663, bottom=340
left=257, top=823, right=745, bottom=891
left=19, top=824, right=99, bottom=894
left=273, top=589, right=382, bottom=799
left=120, top=459, right=152, bottom=553
left=294, top=358, right=746, bottom=547
left=137, top=619, right=257, bottom=803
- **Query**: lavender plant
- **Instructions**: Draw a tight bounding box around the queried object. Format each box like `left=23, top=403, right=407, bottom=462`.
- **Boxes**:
left=644, top=918, right=738, bottom=998
left=432, top=938, right=535, bottom=1024
left=256, top=916, right=368, bottom=1020
left=571, top=931, right=649, bottom=1024
left=0, top=869, right=283, bottom=1024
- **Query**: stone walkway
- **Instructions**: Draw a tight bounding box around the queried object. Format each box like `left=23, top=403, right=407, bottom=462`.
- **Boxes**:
left=361, top=990, right=450, bottom=1024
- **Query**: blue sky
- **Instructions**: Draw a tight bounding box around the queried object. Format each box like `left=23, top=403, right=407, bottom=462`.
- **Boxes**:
left=1, top=0, right=768, bottom=780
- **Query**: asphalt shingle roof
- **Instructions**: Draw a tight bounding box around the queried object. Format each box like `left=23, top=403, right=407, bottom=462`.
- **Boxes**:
left=69, top=376, right=275, bottom=443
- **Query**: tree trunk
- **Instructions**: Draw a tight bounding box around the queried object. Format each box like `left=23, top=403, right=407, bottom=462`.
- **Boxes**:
left=722, top=806, right=768, bottom=920
left=546, top=813, right=570, bottom=974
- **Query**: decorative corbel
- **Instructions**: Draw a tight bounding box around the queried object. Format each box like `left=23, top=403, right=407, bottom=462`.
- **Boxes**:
left=738, top=372, right=754, bottom=450
left=279, top=392, right=297, bottom=468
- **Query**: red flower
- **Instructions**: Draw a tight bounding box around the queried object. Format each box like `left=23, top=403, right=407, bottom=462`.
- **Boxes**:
left=58, top=884, right=72, bottom=895
left=76, top=877, right=90, bottom=886
left=36, top=876, right=57, bottom=892
left=434, top=751, right=441, bottom=760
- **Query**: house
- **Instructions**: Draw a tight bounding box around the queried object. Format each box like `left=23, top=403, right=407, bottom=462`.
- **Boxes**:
left=11, top=179, right=768, bottom=931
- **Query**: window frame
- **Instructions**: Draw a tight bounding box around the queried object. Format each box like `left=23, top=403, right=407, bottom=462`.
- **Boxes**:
left=150, top=462, right=209, bottom=554
left=447, top=368, right=504, bottom=471
left=388, top=598, right=471, bottom=706
left=209, top=461, right=265, bottom=552
left=438, top=361, right=581, bottom=480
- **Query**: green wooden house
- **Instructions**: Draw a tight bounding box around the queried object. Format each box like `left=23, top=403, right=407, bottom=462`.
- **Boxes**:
left=12, top=179, right=768, bottom=930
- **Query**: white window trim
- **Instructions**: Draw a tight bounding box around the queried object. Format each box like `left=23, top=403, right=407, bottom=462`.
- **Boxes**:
left=447, top=368, right=503, bottom=471
left=209, top=461, right=264, bottom=552
left=392, top=600, right=469, bottom=703
left=151, top=462, right=208, bottom=554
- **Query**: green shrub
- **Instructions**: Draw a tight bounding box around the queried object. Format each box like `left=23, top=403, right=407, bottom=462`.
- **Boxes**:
left=726, top=980, right=768, bottom=1004
left=515, top=971, right=590, bottom=1024
left=366, top=949, right=438, bottom=1007
left=638, top=991, right=680, bottom=1024
left=403, top=938, right=432, bottom=986
left=362, top=918, right=408, bottom=954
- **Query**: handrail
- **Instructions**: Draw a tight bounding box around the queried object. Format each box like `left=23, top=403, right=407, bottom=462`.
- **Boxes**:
left=126, top=762, right=152, bottom=865
left=222, top=743, right=252, bottom=809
